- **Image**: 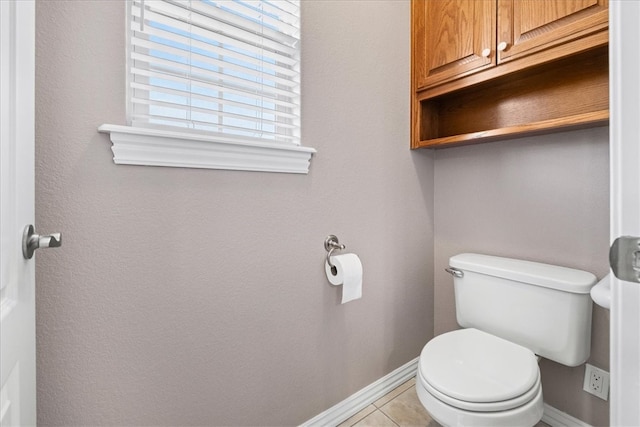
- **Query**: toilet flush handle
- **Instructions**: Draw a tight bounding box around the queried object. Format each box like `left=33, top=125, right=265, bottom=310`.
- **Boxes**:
left=445, top=267, right=463, bottom=278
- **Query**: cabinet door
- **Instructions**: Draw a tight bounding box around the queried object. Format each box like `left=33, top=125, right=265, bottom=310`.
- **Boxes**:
left=413, top=0, right=495, bottom=91
left=497, top=0, right=608, bottom=64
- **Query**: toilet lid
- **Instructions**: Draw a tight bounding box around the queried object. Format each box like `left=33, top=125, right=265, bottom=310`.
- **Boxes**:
left=419, top=328, right=539, bottom=404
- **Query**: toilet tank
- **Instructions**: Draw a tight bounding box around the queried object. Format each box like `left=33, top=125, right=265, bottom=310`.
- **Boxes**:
left=449, top=253, right=597, bottom=367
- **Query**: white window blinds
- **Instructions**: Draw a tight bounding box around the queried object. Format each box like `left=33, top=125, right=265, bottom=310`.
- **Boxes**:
left=128, top=0, right=301, bottom=146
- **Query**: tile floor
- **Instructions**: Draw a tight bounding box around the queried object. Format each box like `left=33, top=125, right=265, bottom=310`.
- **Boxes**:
left=336, top=378, right=438, bottom=427
left=335, top=377, right=551, bottom=427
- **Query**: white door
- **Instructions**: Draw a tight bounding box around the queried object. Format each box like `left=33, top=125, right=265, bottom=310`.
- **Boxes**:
left=0, top=1, right=36, bottom=426
left=609, top=0, right=640, bottom=425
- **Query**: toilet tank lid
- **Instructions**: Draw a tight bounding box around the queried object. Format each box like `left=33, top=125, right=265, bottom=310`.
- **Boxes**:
left=449, top=253, right=597, bottom=294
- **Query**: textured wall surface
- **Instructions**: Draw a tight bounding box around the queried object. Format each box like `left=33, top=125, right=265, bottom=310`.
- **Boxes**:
left=433, top=127, right=610, bottom=427
left=35, top=1, right=435, bottom=425
left=34, top=1, right=612, bottom=426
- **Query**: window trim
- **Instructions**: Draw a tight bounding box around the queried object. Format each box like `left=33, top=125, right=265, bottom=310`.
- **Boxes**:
left=98, top=124, right=315, bottom=174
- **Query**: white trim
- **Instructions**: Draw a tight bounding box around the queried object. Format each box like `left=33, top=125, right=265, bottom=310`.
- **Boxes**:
left=542, top=403, right=593, bottom=427
left=299, top=357, right=419, bottom=427
left=609, top=2, right=640, bottom=426
left=97, top=124, right=315, bottom=174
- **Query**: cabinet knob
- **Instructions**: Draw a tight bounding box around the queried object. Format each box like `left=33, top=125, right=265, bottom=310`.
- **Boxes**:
left=481, top=48, right=491, bottom=58
left=497, top=41, right=508, bottom=52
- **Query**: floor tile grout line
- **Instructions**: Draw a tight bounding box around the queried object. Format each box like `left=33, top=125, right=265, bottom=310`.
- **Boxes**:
left=377, top=393, right=404, bottom=426
left=378, top=409, right=400, bottom=427
left=376, top=385, right=413, bottom=427
left=378, top=386, right=411, bottom=411
left=344, top=407, right=375, bottom=427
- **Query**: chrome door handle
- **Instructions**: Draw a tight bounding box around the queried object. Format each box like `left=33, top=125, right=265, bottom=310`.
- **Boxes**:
left=22, top=224, right=62, bottom=259
left=610, top=236, right=640, bottom=283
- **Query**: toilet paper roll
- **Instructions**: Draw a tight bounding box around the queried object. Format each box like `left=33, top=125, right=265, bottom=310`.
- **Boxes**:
left=325, top=253, right=363, bottom=304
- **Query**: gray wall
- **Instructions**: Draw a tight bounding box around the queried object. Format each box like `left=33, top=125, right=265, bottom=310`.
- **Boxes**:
left=433, top=127, right=610, bottom=427
left=34, top=1, right=611, bottom=426
left=35, top=1, right=435, bottom=425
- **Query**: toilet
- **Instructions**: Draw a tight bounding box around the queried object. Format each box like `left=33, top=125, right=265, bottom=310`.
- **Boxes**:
left=416, top=253, right=597, bottom=427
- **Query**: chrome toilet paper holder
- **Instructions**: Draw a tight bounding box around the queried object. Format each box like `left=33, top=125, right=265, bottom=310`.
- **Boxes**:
left=324, top=235, right=345, bottom=269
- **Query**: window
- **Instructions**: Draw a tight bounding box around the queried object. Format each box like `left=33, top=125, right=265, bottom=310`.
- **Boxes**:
left=99, top=0, right=314, bottom=174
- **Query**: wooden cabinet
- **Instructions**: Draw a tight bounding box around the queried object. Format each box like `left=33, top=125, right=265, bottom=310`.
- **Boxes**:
left=498, top=0, right=608, bottom=64
left=411, top=0, right=609, bottom=149
left=415, top=0, right=495, bottom=90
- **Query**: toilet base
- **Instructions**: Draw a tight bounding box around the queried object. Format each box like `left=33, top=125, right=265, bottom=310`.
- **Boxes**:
left=415, top=379, right=544, bottom=427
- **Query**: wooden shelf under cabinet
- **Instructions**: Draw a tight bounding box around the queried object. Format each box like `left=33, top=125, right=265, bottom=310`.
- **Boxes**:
left=412, top=47, right=609, bottom=149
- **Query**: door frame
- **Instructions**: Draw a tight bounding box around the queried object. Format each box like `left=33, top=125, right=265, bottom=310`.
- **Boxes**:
left=609, top=0, right=640, bottom=425
left=0, top=0, right=36, bottom=425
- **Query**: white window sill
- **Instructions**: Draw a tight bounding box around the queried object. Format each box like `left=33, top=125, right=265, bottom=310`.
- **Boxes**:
left=98, top=124, right=316, bottom=174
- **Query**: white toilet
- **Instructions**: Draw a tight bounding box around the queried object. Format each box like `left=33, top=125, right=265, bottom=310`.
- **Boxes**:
left=416, top=253, right=597, bottom=427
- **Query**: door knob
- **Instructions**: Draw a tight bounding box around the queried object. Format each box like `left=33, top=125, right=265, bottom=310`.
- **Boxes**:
left=22, top=224, right=62, bottom=259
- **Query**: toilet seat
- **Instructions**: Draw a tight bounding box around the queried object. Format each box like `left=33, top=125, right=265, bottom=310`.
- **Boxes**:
left=418, top=328, right=540, bottom=412
left=419, top=366, right=541, bottom=412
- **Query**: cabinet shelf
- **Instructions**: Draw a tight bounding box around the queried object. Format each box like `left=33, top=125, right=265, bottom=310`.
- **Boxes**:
left=415, top=110, right=608, bottom=148
left=412, top=46, right=609, bottom=149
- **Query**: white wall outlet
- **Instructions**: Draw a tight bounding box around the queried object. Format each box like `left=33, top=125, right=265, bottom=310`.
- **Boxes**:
left=583, top=363, right=610, bottom=400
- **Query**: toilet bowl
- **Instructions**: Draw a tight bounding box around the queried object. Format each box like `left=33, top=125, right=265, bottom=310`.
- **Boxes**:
left=415, top=329, right=544, bottom=427
left=416, top=254, right=596, bottom=427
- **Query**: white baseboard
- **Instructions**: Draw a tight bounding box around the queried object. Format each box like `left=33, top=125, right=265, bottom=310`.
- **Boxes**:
left=299, top=357, right=419, bottom=427
left=299, top=357, right=592, bottom=427
left=542, top=403, right=593, bottom=427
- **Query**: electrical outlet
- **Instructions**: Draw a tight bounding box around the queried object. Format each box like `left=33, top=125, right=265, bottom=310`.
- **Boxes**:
left=583, top=363, right=610, bottom=400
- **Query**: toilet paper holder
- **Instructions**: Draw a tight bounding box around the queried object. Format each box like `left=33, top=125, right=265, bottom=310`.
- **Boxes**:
left=324, top=235, right=346, bottom=269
